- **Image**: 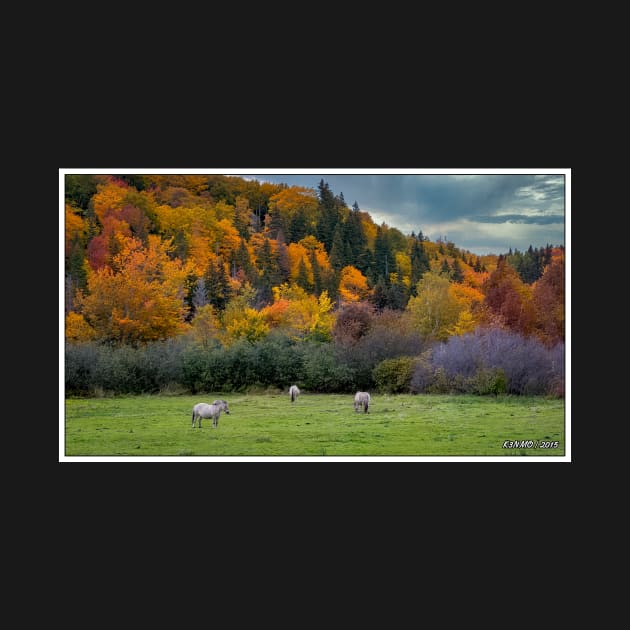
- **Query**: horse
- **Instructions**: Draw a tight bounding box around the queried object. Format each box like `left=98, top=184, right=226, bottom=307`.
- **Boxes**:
left=289, top=385, right=300, bottom=403
left=192, top=400, right=230, bottom=428
left=354, top=392, right=371, bottom=413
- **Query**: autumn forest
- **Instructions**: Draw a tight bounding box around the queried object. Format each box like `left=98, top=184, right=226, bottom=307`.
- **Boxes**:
left=64, top=174, right=565, bottom=397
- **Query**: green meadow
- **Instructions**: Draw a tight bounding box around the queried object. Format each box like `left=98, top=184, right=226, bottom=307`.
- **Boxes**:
left=64, top=393, right=565, bottom=457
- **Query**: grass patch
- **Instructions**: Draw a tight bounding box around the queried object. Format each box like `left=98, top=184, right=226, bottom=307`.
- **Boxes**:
left=64, top=393, right=565, bottom=457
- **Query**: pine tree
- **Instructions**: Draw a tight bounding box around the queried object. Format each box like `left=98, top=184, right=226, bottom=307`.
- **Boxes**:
left=451, top=259, right=464, bottom=283
left=204, top=259, right=232, bottom=311
left=344, top=205, right=368, bottom=269
left=315, top=179, right=340, bottom=252
left=330, top=225, right=347, bottom=271
left=232, top=238, right=254, bottom=282
left=288, top=208, right=309, bottom=243
left=410, top=239, right=430, bottom=288
left=310, top=250, right=323, bottom=296
left=266, top=209, right=287, bottom=241
left=276, top=239, right=291, bottom=284
left=440, top=258, right=452, bottom=278
left=255, top=238, right=281, bottom=305
left=373, top=225, right=393, bottom=281
left=67, top=239, right=88, bottom=293
left=370, top=277, right=389, bottom=310
left=296, top=257, right=313, bottom=292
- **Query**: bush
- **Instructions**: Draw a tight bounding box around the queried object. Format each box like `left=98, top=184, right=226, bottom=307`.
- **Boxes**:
left=335, top=310, right=424, bottom=391
left=373, top=357, right=416, bottom=393
left=65, top=343, right=100, bottom=395
left=302, top=343, right=356, bottom=392
left=430, top=327, right=564, bottom=396
left=467, top=368, right=508, bottom=395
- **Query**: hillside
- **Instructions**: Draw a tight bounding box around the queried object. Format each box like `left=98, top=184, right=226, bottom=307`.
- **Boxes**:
left=64, top=174, right=564, bottom=350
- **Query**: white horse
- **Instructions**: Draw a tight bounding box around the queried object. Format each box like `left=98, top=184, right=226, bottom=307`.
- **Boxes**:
left=289, top=385, right=300, bottom=403
left=354, top=392, right=371, bottom=413
left=192, top=400, right=230, bottom=428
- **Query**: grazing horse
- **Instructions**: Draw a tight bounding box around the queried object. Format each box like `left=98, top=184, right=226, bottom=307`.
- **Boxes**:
left=289, top=385, right=300, bottom=403
left=192, top=400, right=230, bottom=428
left=354, top=391, right=371, bottom=413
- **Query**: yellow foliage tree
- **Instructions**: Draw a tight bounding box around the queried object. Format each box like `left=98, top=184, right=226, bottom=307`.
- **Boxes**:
left=223, top=306, right=270, bottom=344
left=271, top=284, right=334, bottom=340
left=287, top=242, right=311, bottom=283
left=395, top=252, right=412, bottom=287
left=65, top=205, right=87, bottom=255
left=78, top=235, right=189, bottom=344
left=406, top=272, right=463, bottom=341
left=339, top=266, right=371, bottom=302
left=188, top=304, right=220, bottom=349
left=92, top=181, right=128, bottom=223
left=65, top=312, right=96, bottom=343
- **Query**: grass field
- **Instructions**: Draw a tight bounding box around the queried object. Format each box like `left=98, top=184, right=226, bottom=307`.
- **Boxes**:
left=63, top=393, right=566, bottom=458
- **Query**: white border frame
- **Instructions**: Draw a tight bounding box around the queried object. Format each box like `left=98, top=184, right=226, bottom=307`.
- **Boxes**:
left=60, top=168, right=570, bottom=462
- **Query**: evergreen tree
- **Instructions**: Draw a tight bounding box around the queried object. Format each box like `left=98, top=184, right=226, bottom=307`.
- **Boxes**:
left=387, top=283, right=408, bottom=310
left=344, top=205, right=368, bottom=269
left=67, top=239, right=88, bottom=293
left=266, top=209, right=288, bottom=241
left=330, top=225, right=347, bottom=271
left=288, top=207, right=309, bottom=243
left=255, top=238, right=281, bottom=304
left=410, top=239, right=430, bottom=288
left=451, top=259, right=464, bottom=283
left=315, top=179, right=340, bottom=252
left=232, top=238, right=254, bottom=282
left=370, top=277, right=390, bottom=310
left=310, top=250, right=323, bottom=296
left=296, top=257, right=313, bottom=292
left=373, top=225, right=393, bottom=281
left=276, top=239, right=291, bottom=284
left=172, top=230, right=189, bottom=261
left=387, top=266, right=409, bottom=310
left=184, top=273, right=205, bottom=322
left=440, top=258, right=452, bottom=278
left=204, top=258, right=232, bottom=311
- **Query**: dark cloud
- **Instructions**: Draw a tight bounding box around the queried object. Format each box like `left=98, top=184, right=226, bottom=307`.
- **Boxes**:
left=243, top=172, right=566, bottom=254
left=475, top=213, right=565, bottom=225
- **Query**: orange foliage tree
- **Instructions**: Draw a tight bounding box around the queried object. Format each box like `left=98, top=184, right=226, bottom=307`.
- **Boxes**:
left=270, top=284, right=334, bottom=341
left=338, top=266, right=371, bottom=302
left=77, top=235, right=189, bottom=344
left=533, top=255, right=565, bottom=345
left=482, top=256, right=536, bottom=335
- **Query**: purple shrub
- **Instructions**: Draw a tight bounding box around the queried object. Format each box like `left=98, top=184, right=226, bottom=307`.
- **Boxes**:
left=415, top=327, right=565, bottom=396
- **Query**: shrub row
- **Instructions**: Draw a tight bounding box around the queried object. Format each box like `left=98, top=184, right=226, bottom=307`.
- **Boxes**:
left=65, top=327, right=564, bottom=397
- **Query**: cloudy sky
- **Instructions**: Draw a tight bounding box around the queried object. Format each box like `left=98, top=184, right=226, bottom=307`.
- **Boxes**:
left=243, top=172, right=566, bottom=255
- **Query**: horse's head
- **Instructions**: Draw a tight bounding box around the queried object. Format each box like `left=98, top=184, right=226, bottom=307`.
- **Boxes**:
left=222, top=402, right=230, bottom=414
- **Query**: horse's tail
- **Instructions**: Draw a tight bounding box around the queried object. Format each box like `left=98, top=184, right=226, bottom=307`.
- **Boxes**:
left=291, top=389, right=296, bottom=402
left=192, top=409, right=195, bottom=426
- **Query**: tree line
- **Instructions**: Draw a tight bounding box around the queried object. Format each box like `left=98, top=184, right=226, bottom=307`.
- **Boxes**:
left=65, top=174, right=565, bottom=396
